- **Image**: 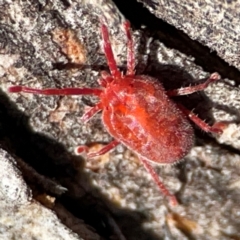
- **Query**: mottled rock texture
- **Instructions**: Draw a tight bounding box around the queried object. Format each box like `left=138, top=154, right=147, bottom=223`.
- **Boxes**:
left=0, top=0, right=240, bottom=239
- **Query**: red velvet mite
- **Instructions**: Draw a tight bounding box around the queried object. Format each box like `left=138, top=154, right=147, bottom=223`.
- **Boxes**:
left=9, top=20, right=223, bottom=205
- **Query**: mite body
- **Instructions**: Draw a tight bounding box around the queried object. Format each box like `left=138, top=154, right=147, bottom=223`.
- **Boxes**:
left=9, top=20, right=222, bottom=205
left=101, top=75, right=194, bottom=164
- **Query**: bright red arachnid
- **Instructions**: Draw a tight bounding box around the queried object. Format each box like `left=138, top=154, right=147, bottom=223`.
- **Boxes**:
left=9, top=20, right=222, bottom=205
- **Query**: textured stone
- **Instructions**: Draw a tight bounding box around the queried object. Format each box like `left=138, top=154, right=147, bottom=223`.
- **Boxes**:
left=0, top=0, right=240, bottom=239
left=139, top=0, right=240, bottom=70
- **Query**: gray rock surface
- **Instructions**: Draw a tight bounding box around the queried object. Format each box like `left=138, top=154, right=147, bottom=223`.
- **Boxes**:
left=0, top=0, right=240, bottom=239
left=139, top=0, right=240, bottom=70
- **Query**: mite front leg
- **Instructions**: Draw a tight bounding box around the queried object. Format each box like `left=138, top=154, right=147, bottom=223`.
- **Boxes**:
left=100, top=20, right=121, bottom=79
left=76, top=140, right=120, bottom=158
left=8, top=86, right=103, bottom=96
left=98, top=71, right=113, bottom=87
left=81, top=102, right=103, bottom=123
left=123, top=21, right=135, bottom=76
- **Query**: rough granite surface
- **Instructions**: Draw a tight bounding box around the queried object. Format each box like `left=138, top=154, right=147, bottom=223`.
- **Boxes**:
left=139, top=0, right=240, bottom=70
left=0, top=0, right=240, bottom=239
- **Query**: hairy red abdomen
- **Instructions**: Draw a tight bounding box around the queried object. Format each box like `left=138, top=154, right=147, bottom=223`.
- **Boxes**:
left=101, top=75, right=194, bottom=164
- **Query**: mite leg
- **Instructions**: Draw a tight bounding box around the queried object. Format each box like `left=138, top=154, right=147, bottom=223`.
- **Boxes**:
left=123, top=21, right=135, bottom=76
left=167, top=73, right=220, bottom=97
left=81, top=102, right=103, bottom=123
left=98, top=71, right=113, bottom=87
left=178, top=104, right=223, bottom=134
left=76, top=140, right=120, bottom=158
left=140, top=157, right=178, bottom=206
left=100, top=20, right=121, bottom=78
left=8, top=86, right=102, bottom=96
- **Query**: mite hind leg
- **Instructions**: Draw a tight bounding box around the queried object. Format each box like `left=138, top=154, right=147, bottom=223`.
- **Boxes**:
left=167, top=73, right=220, bottom=97
left=178, top=104, right=224, bottom=134
left=140, top=157, right=178, bottom=206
